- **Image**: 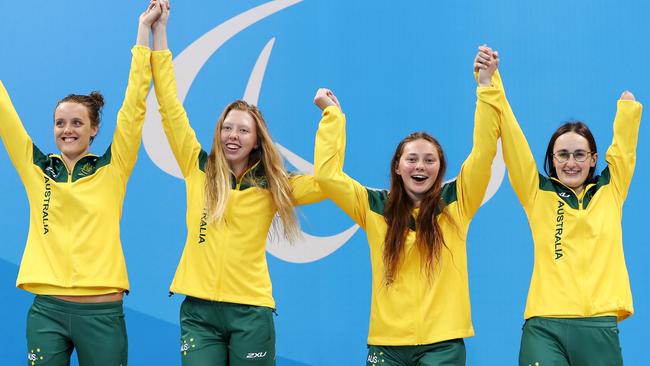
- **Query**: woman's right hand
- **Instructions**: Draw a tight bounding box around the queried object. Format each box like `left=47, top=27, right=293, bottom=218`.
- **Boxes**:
left=474, top=44, right=499, bottom=87
left=139, top=0, right=162, bottom=27
left=152, top=0, right=170, bottom=31
left=313, top=88, right=342, bottom=112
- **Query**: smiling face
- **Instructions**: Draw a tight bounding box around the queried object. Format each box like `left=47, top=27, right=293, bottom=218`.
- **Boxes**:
left=552, top=131, right=597, bottom=194
left=53, top=102, right=98, bottom=165
left=395, top=139, right=441, bottom=206
left=219, top=109, right=259, bottom=176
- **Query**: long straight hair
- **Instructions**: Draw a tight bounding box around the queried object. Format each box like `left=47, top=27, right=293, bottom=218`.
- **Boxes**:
left=383, top=132, right=451, bottom=285
left=204, top=100, right=299, bottom=241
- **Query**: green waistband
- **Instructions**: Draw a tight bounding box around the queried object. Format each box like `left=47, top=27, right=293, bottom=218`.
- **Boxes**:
left=34, top=295, right=123, bottom=316
left=184, top=296, right=275, bottom=311
left=529, top=316, right=617, bottom=328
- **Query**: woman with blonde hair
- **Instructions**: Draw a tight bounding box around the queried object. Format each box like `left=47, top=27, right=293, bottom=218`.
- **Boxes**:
left=149, top=1, right=322, bottom=364
left=313, top=46, right=503, bottom=365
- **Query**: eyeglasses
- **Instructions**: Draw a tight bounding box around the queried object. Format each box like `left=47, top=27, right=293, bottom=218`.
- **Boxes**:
left=553, top=150, right=592, bottom=163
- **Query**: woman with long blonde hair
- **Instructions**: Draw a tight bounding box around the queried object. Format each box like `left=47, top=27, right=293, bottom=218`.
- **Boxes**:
left=149, top=2, right=322, bottom=364
left=313, top=46, right=503, bottom=365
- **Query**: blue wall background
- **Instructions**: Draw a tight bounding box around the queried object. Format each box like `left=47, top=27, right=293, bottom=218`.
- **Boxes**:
left=1, top=1, right=648, bottom=364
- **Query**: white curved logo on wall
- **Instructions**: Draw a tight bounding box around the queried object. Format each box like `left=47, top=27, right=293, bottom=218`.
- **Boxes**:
left=142, top=0, right=505, bottom=263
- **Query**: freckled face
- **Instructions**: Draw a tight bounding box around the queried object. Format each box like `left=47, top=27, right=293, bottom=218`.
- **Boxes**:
left=219, top=109, right=259, bottom=175
left=395, top=139, right=440, bottom=205
left=53, top=102, right=97, bottom=162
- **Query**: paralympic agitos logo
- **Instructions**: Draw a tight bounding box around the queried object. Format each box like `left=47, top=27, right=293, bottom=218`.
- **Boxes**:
left=142, top=0, right=505, bottom=263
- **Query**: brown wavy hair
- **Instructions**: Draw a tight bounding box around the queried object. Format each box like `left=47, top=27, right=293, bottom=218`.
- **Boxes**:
left=204, top=100, right=299, bottom=241
left=383, top=132, right=451, bottom=285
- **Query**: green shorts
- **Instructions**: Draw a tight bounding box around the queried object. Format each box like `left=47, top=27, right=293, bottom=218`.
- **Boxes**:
left=26, top=295, right=127, bottom=366
left=519, top=316, right=622, bottom=366
left=367, top=339, right=465, bottom=366
left=179, top=296, right=276, bottom=366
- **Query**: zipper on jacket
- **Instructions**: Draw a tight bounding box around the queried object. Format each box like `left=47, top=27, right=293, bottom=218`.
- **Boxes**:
left=57, top=156, right=73, bottom=183
left=53, top=156, right=75, bottom=286
left=552, top=177, right=596, bottom=316
left=414, top=236, right=423, bottom=344
left=576, top=192, right=592, bottom=315
left=550, top=177, right=596, bottom=209
left=234, top=162, right=258, bottom=190
left=215, top=222, right=230, bottom=302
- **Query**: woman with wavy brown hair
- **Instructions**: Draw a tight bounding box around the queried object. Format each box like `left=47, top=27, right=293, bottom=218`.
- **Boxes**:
left=148, top=1, right=323, bottom=365
left=313, top=45, right=504, bottom=365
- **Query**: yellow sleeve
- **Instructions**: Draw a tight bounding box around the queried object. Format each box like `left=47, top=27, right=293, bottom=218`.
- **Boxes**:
left=110, top=45, right=152, bottom=177
left=491, top=71, right=539, bottom=210
left=289, top=174, right=326, bottom=205
left=314, top=106, right=370, bottom=228
left=605, top=99, right=643, bottom=202
left=0, top=80, right=34, bottom=177
left=151, top=49, right=203, bottom=177
left=455, top=71, right=503, bottom=220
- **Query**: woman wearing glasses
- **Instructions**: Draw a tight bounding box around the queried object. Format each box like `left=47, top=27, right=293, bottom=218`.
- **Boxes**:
left=487, top=44, right=643, bottom=366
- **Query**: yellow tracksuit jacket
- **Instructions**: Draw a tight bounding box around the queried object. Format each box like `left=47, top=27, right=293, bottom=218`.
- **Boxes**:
left=0, top=46, right=152, bottom=295
left=313, top=79, right=503, bottom=345
left=151, top=49, right=324, bottom=308
left=495, top=72, right=642, bottom=321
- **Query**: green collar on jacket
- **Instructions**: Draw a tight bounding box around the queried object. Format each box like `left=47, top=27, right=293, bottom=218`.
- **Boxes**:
left=33, top=143, right=111, bottom=183
left=539, top=168, right=612, bottom=209
left=366, top=180, right=459, bottom=231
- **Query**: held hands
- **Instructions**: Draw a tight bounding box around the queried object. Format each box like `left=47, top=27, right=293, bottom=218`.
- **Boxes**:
left=620, top=91, right=636, bottom=101
left=313, top=88, right=342, bottom=112
left=474, top=45, right=499, bottom=87
left=139, top=0, right=163, bottom=27
left=152, top=0, right=170, bottom=31
left=148, top=0, right=170, bottom=50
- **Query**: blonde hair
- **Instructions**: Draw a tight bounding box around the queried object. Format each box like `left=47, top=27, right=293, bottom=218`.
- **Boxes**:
left=204, top=100, right=300, bottom=241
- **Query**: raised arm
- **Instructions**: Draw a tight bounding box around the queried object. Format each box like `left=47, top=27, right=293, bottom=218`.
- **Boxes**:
left=313, top=89, right=370, bottom=228
left=0, top=82, right=34, bottom=177
left=136, top=1, right=160, bottom=47
left=454, top=45, right=503, bottom=220
left=152, top=0, right=169, bottom=51
left=605, top=91, right=642, bottom=202
left=109, top=3, right=159, bottom=177
left=482, top=48, right=539, bottom=211
left=288, top=174, right=325, bottom=206
left=150, top=0, right=203, bottom=177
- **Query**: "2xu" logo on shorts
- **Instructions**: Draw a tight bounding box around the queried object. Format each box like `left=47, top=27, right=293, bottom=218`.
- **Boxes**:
left=246, top=351, right=268, bottom=359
